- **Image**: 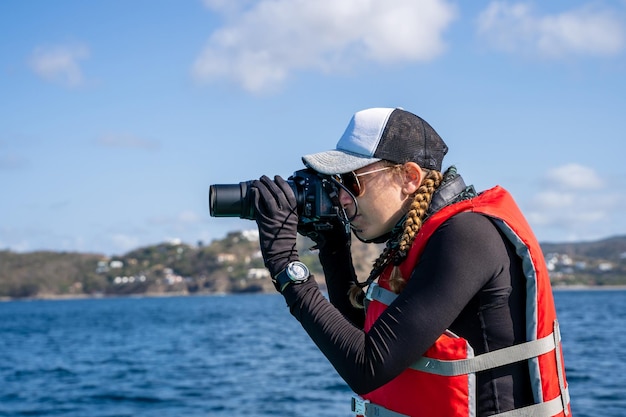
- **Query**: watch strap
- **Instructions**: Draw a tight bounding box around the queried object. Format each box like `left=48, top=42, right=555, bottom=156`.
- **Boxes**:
left=272, top=268, right=293, bottom=292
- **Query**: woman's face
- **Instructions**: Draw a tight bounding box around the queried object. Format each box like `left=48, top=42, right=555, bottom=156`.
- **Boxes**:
left=339, top=162, right=421, bottom=241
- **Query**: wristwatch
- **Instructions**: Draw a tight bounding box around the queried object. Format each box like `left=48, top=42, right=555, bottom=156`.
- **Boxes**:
left=273, top=261, right=310, bottom=292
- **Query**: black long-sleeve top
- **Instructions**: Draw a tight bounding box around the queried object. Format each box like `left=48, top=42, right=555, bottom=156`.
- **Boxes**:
left=282, top=212, right=535, bottom=416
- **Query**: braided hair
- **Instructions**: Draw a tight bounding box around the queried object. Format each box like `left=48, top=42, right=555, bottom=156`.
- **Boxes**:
left=348, top=167, right=444, bottom=308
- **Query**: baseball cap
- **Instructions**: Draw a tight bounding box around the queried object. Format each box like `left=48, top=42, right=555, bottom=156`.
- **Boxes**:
left=302, top=107, right=448, bottom=175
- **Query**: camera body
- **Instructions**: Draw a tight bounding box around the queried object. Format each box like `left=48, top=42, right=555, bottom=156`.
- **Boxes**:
left=209, top=169, right=341, bottom=230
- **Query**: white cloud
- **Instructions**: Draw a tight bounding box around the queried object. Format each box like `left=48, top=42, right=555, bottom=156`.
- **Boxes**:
left=532, top=190, right=575, bottom=210
left=193, top=0, right=457, bottom=92
left=547, top=163, right=604, bottom=190
left=477, top=2, right=625, bottom=58
left=29, top=43, right=90, bottom=87
left=525, top=164, right=622, bottom=242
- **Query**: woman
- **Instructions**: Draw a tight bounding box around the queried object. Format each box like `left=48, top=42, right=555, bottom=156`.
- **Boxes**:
left=250, top=107, right=571, bottom=416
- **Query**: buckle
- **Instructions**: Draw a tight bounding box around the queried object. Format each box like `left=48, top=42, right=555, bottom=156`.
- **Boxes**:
left=364, top=282, right=379, bottom=301
left=351, top=395, right=369, bottom=416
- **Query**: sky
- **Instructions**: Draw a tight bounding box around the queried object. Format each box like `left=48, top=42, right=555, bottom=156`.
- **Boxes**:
left=1, top=0, right=625, bottom=256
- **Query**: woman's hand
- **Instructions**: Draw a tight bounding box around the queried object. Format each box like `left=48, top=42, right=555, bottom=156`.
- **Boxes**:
left=251, top=175, right=300, bottom=278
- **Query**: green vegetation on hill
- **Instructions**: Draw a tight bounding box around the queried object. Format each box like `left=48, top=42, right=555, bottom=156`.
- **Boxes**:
left=1, top=233, right=625, bottom=300
left=541, top=236, right=626, bottom=286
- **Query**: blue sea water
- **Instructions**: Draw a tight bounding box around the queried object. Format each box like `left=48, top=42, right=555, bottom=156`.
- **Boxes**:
left=0, top=289, right=624, bottom=417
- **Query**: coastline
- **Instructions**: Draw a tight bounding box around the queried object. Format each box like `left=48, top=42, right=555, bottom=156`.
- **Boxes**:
left=3, top=284, right=626, bottom=303
left=552, top=284, right=626, bottom=291
left=0, top=291, right=204, bottom=303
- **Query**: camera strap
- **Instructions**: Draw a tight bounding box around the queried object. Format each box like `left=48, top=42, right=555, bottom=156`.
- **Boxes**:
left=324, top=177, right=353, bottom=235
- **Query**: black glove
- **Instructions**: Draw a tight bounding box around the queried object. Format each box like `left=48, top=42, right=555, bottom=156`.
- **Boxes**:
left=250, top=175, right=299, bottom=278
left=298, top=218, right=351, bottom=253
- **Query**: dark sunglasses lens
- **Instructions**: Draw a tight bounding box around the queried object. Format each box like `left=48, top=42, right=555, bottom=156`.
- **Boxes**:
left=341, top=172, right=361, bottom=196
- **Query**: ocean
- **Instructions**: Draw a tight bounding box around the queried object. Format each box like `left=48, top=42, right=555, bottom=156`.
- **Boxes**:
left=1, top=289, right=624, bottom=417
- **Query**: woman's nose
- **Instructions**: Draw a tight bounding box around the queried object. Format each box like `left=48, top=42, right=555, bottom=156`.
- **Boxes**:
left=338, top=187, right=353, bottom=206
left=338, top=187, right=357, bottom=220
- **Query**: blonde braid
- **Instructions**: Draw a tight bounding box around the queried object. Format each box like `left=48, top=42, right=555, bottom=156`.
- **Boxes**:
left=388, top=169, right=443, bottom=293
left=348, top=168, right=444, bottom=308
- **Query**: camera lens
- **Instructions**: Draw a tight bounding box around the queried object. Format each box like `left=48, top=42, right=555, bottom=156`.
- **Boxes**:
left=209, top=182, right=255, bottom=220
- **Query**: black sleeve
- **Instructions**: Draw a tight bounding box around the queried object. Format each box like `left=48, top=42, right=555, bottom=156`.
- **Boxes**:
left=318, top=242, right=364, bottom=328
left=282, top=212, right=515, bottom=394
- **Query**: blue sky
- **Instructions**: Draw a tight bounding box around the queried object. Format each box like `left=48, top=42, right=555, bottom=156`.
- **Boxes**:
left=1, top=0, right=625, bottom=256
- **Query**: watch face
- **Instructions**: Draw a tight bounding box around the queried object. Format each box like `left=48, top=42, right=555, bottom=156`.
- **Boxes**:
left=287, top=262, right=309, bottom=281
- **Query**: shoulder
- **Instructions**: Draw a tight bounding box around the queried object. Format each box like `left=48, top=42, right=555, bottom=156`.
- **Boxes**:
left=425, top=212, right=510, bottom=260
left=414, top=212, right=514, bottom=295
left=435, top=212, right=500, bottom=240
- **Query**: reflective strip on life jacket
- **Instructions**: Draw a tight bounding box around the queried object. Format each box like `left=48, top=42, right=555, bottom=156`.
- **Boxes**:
left=352, top=395, right=409, bottom=417
left=367, top=282, right=560, bottom=376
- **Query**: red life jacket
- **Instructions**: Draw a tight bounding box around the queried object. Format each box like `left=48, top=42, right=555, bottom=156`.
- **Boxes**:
left=359, top=186, right=571, bottom=417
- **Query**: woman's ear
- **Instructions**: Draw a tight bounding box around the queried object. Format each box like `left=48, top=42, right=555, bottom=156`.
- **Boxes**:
left=401, top=162, right=423, bottom=195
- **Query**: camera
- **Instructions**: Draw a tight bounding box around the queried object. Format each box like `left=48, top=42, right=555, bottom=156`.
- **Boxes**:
left=209, top=169, right=346, bottom=231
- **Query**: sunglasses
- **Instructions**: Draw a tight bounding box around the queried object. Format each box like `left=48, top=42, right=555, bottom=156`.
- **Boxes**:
left=335, top=165, right=396, bottom=197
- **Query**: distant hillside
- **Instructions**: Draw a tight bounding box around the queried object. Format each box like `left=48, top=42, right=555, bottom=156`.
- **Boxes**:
left=1, top=233, right=625, bottom=300
left=541, top=236, right=626, bottom=261
left=540, top=235, right=626, bottom=286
